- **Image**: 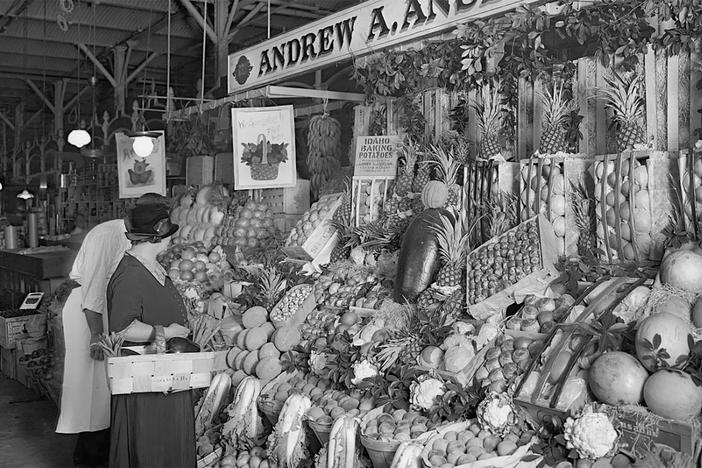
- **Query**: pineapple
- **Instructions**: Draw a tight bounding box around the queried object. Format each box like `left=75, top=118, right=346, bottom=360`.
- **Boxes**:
left=537, top=81, right=572, bottom=155
left=600, top=71, right=646, bottom=152
left=395, top=146, right=417, bottom=197
left=571, top=183, right=596, bottom=257
left=429, top=213, right=469, bottom=288
left=473, top=82, right=507, bottom=159
left=417, top=288, right=442, bottom=312
left=412, top=154, right=432, bottom=193
left=431, top=145, right=462, bottom=208
left=441, top=288, right=465, bottom=325
left=330, top=182, right=354, bottom=262
left=375, top=306, right=423, bottom=369
left=255, top=267, right=287, bottom=311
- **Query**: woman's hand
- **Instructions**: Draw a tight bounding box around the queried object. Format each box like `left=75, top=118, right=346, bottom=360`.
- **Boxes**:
left=165, top=323, right=190, bottom=339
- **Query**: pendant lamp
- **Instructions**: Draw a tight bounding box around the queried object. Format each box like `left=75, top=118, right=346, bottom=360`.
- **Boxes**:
left=128, top=131, right=160, bottom=157
left=68, top=123, right=91, bottom=148
left=17, top=189, right=34, bottom=200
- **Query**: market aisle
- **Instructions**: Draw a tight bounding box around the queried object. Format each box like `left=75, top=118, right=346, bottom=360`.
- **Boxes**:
left=0, top=374, right=75, bottom=468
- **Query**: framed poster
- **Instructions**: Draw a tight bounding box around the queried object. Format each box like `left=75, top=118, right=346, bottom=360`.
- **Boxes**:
left=231, top=105, right=296, bottom=190
left=116, top=131, right=167, bottom=199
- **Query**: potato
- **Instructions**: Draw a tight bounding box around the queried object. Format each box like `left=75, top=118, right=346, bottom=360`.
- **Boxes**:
left=483, top=435, right=500, bottom=452
left=497, top=440, right=518, bottom=456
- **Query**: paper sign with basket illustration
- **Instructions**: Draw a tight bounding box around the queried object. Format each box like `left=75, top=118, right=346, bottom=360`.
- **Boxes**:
left=232, top=105, right=297, bottom=190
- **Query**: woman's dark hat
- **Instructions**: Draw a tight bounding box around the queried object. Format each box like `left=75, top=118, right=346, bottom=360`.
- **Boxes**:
left=125, top=204, right=178, bottom=241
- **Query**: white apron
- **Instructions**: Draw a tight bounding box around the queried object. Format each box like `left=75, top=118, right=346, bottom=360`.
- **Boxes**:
left=55, top=286, right=111, bottom=433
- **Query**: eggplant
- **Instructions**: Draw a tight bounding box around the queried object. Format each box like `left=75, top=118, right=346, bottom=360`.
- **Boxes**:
left=166, top=337, right=201, bottom=353
left=393, top=208, right=452, bottom=302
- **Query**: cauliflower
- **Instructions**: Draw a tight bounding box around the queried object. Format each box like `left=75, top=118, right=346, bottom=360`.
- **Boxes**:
left=563, top=406, right=618, bottom=460
left=474, top=323, right=499, bottom=349
left=410, top=376, right=446, bottom=410
left=308, top=352, right=328, bottom=376
left=452, top=321, right=475, bottom=335
left=477, top=393, right=515, bottom=435
left=441, top=333, right=474, bottom=351
left=351, top=360, right=378, bottom=385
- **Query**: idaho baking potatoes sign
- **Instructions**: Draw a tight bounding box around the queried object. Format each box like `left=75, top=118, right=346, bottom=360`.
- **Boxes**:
left=354, top=135, right=401, bottom=178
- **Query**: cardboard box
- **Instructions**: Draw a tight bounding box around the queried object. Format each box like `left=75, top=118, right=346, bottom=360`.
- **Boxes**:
left=186, top=156, right=214, bottom=186
left=0, top=313, right=41, bottom=349
left=214, top=152, right=234, bottom=184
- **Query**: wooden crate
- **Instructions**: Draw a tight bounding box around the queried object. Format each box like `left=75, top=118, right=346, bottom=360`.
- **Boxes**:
left=1, top=346, right=16, bottom=379
left=106, top=350, right=228, bottom=395
left=0, top=313, right=42, bottom=349
left=213, top=152, right=234, bottom=184
left=186, top=156, right=214, bottom=186
left=282, top=193, right=342, bottom=261
left=466, top=215, right=560, bottom=320
left=259, top=179, right=311, bottom=215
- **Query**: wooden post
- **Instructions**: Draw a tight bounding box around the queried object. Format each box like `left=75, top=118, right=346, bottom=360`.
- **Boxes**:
left=644, top=46, right=657, bottom=146
left=54, top=79, right=67, bottom=137
left=113, top=45, right=127, bottom=116
left=655, top=48, right=668, bottom=151
left=678, top=51, right=691, bottom=149
left=667, top=54, right=679, bottom=151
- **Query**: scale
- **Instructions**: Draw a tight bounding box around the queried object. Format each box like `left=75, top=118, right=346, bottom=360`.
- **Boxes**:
left=20, top=292, right=44, bottom=310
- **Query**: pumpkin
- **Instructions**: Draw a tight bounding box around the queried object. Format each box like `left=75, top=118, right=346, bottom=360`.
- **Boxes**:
left=393, top=208, right=451, bottom=302
left=588, top=351, right=648, bottom=405
left=635, top=312, right=693, bottom=371
left=421, top=181, right=448, bottom=208
left=660, top=249, right=702, bottom=291
left=644, top=369, right=702, bottom=420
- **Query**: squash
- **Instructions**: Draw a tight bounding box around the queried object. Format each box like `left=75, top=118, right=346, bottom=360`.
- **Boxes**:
left=393, top=208, right=451, bottom=302
left=421, top=181, right=448, bottom=208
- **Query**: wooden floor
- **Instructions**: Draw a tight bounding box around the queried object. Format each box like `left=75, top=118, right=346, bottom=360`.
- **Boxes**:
left=0, top=374, right=75, bottom=468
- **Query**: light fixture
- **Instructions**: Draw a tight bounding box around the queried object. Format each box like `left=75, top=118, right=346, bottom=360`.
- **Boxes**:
left=127, top=131, right=160, bottom=157
left=68, top=121, right=91, bottom=148
left=17, top=189, right=34, bottom=200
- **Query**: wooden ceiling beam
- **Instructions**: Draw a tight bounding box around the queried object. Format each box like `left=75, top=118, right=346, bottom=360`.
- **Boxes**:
left=179, top=0, right=217, bottom=43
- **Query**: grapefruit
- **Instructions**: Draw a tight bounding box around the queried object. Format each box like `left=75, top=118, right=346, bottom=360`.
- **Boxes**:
left=588, top=351, right=648, bottom=405
left=636, top=312, right=693, bottom=371
left=644, top=369, right=702, bottom=420
left=660, top=249, right=702, bottom=291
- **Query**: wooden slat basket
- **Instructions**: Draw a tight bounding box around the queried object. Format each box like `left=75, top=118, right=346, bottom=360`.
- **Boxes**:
left=106, top=350, right=228, bottom=395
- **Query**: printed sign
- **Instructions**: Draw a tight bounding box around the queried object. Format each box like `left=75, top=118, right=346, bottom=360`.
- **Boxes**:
left=354, top=135, right=401, bottom=178
left=228, top=0, right=546, bottom=93
left=115, top=131, right=167, bottom=199
left=231, top=106, right=297, bottom=190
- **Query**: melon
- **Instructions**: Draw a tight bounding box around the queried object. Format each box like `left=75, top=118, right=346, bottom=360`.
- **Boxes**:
left=588, top=352, right=649, bottom=405
left=242, top=306, right=268, bottom=329
left=236, top=329, right=248, bottom=349
left=245, top=326, right=268, bottom=351
left=273, top=327, right=302, bottom=352
left=659, top=249, right=702, bottom=292
left=256, top=357, right=282, bottom=381
left=635, top=312, right=693, bottom=371
left=242, top=350, right=259, bottom=374
left=260, top=322, right=276, bottom=339
left=259, top=342, right=281, bottom=360
left=644, top=369, right=702, bottom=420
left=233, top=350, right=248, bottom=371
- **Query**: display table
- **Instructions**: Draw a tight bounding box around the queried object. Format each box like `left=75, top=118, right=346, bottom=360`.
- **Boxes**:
left=0, top=247, right=76, bottom=308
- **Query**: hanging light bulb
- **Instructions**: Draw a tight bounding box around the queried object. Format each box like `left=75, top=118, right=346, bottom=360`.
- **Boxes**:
left=127, top=131, right=160, bottom=158
left=17, top=189, right=34, bottom=200
left=68, top=119, right=91, bottom=148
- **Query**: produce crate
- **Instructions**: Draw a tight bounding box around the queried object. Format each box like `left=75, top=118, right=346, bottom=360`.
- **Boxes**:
left=186, top=155, right=215, bottom=186
left=466, top=215, right=559, bottom=320
left=677, top=147, right=702, bottom=239
left=106, top=350, right=228, bottom=395
left=282, top=193, right=342, bottom=261
left=259, top=179, right=311, bottom=215
left=197, top=447, right=223, bottom=468
left=0, top=313, right=42, bottom=349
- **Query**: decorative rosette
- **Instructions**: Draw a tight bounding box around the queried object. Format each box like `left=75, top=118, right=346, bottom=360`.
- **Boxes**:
left=563, top=405, right=619, bottom=460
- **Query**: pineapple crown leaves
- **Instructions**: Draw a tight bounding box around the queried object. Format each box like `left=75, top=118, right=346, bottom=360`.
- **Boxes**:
left=472, top=80, right=508, bottom=137
left=425, top=144, right=461, bottom=186
left=537, top=80, right=576, bottom=128
left=354, top=220, right=400, bottom=252
left=595, top=70, right=645, bottom=124
left=398, top=143, right=418, bottom=176
left=428, top=213, right=469, bottom=264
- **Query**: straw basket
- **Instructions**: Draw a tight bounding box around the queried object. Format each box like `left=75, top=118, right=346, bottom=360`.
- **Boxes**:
left=307, top=418, right=333, bottom=446
left=360, top=435, right=403, bottom=468
left=250, top=162, right=280, bottom=181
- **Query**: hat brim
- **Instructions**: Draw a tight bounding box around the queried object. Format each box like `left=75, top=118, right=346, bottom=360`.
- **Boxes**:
left=125, top=223, right=179, bottom=241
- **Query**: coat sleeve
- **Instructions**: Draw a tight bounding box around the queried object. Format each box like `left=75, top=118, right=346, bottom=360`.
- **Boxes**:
left=107, top=264, right=144, bottom=333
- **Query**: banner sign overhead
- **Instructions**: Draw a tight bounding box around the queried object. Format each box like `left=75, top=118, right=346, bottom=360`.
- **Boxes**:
left=228, top=0, right=545, bottom=94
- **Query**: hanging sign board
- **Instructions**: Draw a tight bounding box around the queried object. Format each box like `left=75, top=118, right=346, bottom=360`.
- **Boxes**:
left=115, top=131, right=167, bottom=199
left=353, top=135, right=401, bottom=179
left=228, top=0, right=546, bottom=94
left=231, top=105, right=297, bottom=190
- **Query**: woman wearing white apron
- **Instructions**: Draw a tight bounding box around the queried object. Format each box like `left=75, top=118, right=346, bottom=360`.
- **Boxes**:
left=56, top=194, right=169, bottom=467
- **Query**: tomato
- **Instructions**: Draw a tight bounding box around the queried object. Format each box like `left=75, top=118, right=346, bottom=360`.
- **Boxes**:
left=208, top=252, right=221, bottom=263
left=240, top=208, right=253, bottom=219
left=194, top=271, right=208, bottom=282
left=179, top=259, right=194, bottom=271
left=249, top=218, right=262, bottom=228
left=179, top=270, right=194, bottom=281
left=181, top=248, right=196, bottom=260
left=193, top=261, right=206, bottom=271
left=168, top=269, right=180, bottom=281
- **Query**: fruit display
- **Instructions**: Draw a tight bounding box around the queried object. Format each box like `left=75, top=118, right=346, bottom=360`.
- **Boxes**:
left=466, top=217, right=546, bottom=305
left=505, top=294, right=576, bottom=335
left=593, top=157, right=652, bottom=262
left=170, top=185, right=228, bottom=247
left=284, top=193, right=343, bottom=260
left=159, top=242, right=233, bottom=291
left=216, top=199, right=278, bottom=250
left=269, top=284, right=313, bottom=324
left=217, top=447, right=269, bottom=468
left=520, top=160, right=567, bottom=257
left=260, top=373, right=331, bottom=408
left=225, top=306, right=284, bottom=383
left=361, top=408, right=436, bottom=441
left=312, top=264, right=391, bottom=310
left=421, top=420, right=534, bottom=466
left=307, top=387, right=375, bottom=426
left=352, top=179, right=389, bottom=225
left=472, top=334, right=538, bottom=393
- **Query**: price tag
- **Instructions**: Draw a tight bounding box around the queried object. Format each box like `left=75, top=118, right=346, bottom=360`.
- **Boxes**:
left=20, top=292, right=44, bottom=310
